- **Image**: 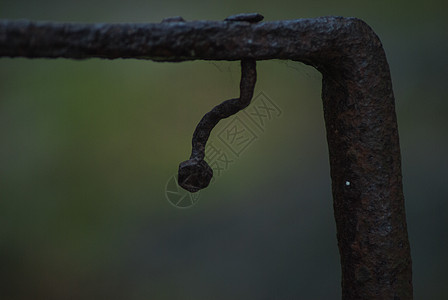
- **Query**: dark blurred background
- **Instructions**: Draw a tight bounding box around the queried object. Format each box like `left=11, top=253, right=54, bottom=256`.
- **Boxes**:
left=1, top=0, right=447, bottom=299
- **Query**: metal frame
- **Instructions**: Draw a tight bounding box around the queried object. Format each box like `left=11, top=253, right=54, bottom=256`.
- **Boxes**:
left=0, top=15, right=413, bottom=298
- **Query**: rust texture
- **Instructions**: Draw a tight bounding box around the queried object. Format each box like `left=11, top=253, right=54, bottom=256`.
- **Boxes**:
left=0, top=16, right=413, bottom=299
left=178, top=58, right=256, bottom=192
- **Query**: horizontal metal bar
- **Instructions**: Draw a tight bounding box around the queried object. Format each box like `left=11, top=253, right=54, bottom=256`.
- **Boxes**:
left=2, top=17, right=367, bottom=64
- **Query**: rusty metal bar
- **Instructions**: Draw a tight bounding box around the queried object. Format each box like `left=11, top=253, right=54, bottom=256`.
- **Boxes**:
left=0, top=16, right=413, bottom=299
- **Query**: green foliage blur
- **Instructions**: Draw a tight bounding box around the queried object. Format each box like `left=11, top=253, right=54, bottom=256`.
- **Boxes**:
left=1, top=0, right=447, bottom=299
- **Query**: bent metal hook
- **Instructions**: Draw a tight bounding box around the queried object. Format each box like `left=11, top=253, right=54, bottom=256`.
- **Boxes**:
left=177, top=13, right=262, bottom=193
left=177, top=58, right=256, bottom=192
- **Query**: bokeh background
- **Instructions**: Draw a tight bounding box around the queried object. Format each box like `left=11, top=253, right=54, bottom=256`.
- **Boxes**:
left=1, top=0, right=447, bottom=299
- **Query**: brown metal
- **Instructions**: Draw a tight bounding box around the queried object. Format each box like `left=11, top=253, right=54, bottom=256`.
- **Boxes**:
left=178, top=58, right=257, bottom=192
left=0, top=15, right=413, bottom=299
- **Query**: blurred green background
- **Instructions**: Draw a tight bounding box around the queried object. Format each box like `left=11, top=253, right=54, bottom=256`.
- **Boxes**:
left=1, top=0, right=447, bottom=299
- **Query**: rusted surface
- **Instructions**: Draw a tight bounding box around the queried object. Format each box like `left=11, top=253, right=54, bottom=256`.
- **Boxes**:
left=0, top=16, right=413, bottom=299
left=178, top=59, right=256, bottom=192
left=224, top=12, right=264, bottom=23
left=161, top=16, right=186, bottom=23
left=320, top=32, right=413, bottom=299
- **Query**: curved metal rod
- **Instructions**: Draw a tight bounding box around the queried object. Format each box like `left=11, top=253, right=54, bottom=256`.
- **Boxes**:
left=0, top=16, right=413, bottom=299
left=178, top=58, right=256, bottom=192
